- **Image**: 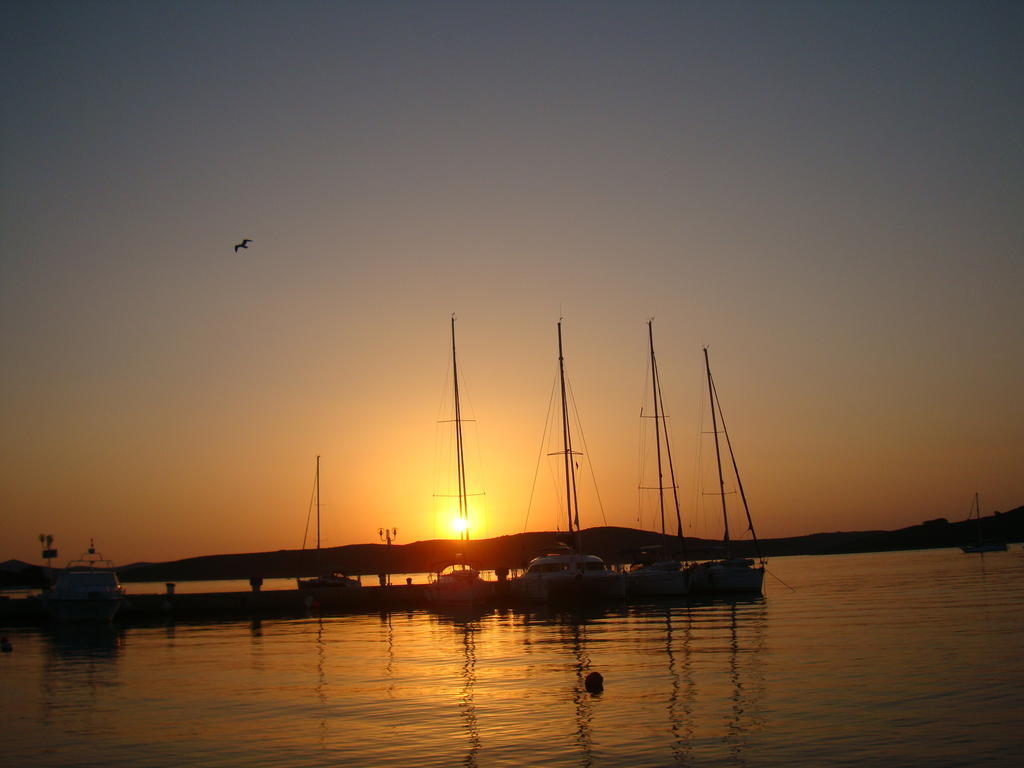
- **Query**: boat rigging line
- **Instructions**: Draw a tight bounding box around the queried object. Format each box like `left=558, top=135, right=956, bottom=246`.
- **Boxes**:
left=707, top=360, right=764, bottom=562
left=522, top=372, right=559, bottom=534
left=566, top=374, right=609, bottom=528
left=301, top=459, right=318, bottom=551
left=766, top=569, right=797, bottom=591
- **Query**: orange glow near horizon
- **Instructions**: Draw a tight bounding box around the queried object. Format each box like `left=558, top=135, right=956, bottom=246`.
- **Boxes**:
left=4, top=325, right=1022, bottom=567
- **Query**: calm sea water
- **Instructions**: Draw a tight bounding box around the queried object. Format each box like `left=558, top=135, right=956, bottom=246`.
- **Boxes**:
left=2, top=548, right=1022, bottom=767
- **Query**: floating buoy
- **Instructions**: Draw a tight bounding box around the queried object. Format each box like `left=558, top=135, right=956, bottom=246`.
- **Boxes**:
left=584, top=671, right=603, bottom=693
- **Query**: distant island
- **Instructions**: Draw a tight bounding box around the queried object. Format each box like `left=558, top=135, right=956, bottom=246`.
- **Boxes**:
left=119, top=504, right=1023, bottom=583
left=3, top=506, right=1019, bottom=588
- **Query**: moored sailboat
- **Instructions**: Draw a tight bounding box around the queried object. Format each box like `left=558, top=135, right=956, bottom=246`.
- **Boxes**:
left=426, top=316, right=492, bottom=604
left=960, top=492, right=1007, bottom=553
left=627, top=320, right=689, bottom=597
left=511, top=320, right=625, bottom=603
left=687, top=348, right=765, bottom=595
left=297, top=456, right=360, bottom=590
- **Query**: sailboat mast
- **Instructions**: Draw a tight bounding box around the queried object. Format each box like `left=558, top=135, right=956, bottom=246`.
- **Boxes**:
left=451, top=315, right=469, bottom=543
left=704, top=347, right=731, bottom=559
left=557, top=321, right=582, bottom=553
left=710, top=374, right=763, bottom=561
left=648, top=321, right=667, bottom=543
left=315, top=454, right=321, bottom=576
left=973, top=492, right=982, bottom=544
left=653, top=336, right=686, bottom=559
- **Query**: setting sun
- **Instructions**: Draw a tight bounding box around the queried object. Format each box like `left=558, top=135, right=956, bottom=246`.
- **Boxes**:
left=449, top=516, right=470, bottom=536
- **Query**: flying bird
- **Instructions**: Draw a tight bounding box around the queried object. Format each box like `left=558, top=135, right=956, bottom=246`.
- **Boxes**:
left=234, top=238, right=253, bottom=252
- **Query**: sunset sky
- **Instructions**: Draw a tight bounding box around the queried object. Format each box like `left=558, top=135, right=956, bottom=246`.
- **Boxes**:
left=2, top=1, right=1021, bottom=566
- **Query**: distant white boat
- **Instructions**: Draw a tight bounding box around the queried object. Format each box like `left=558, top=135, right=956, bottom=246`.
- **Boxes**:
left=628, top=320, right=689, bottom=597
left=44, top=541, right=125, bottom=621
left=426, top=316, right=491, bottom=604
left=961, top=492, right=1007, bottom=553
left=426, top=562, right=492, bottom=604
left=297, top=456, right=361, bottom=590
left=687, top=348, right=765, bottom=596
left=510, top=320, right=625, bottom=603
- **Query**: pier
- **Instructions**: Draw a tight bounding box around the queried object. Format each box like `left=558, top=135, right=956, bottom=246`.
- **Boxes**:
left=0, top=583, right=456, bottom=624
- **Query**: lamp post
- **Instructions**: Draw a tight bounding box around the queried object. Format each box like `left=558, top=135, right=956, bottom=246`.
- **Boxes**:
left=39, top=534, right=56, bottom=586
left=378, top=527, right=397, bottom=586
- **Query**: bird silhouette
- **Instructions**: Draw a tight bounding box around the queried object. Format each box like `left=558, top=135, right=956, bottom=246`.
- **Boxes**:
left=234, top=238, right=253, bottom=252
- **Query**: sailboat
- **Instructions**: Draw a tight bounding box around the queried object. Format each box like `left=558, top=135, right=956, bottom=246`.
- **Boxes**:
left=297, top=456, right=360, bottom=589
left=687, top=348, right=765, bottom=595
left=511, top=320, right=626, bottom=602
left=960, top=492, right=1007, bottom=553
left=425, top=316, right=492, bottom=604
left=627, top=320, right=690, bottom=597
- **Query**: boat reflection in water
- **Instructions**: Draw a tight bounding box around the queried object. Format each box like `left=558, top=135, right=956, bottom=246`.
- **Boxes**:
left=428, top=607, right=488, bottom=768
left=44, top=621, right=124, bottom=661
left=565, top=614, right=599, bottom=767
left=620, top=596, right=767, bottom=766
left=38, top=623, right=124, bottom=736
left=721, top=599, right=767, bottom=763
left=661, top=603, right=696, bottom=764
left=458, top=618, right=481, bottom=768
left=505, top=597, right=766, bottom=767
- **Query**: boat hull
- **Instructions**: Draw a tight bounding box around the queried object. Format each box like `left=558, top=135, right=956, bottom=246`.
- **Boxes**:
left=426, top=575, right=493, bottom=604
left=297, top=576, right=361, bottom=589
left=627, top=566, right=690, bottom=597
left=512, top=571, right=626, bottom=602
left=46, top=562, right=125, bottom=622
left=688, top=559, right=764, bottom=595
left=45, top=596, right=122, bottom=622
left=961, top=543, right=1007, bottom=553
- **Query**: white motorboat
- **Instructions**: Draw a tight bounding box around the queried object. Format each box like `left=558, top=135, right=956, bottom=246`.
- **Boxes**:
left=44, top=541, right=125, bottom=621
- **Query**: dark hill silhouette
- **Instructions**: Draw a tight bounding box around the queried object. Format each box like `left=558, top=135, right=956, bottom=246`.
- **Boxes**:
left=112, top=505, right=1023, bottom=583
